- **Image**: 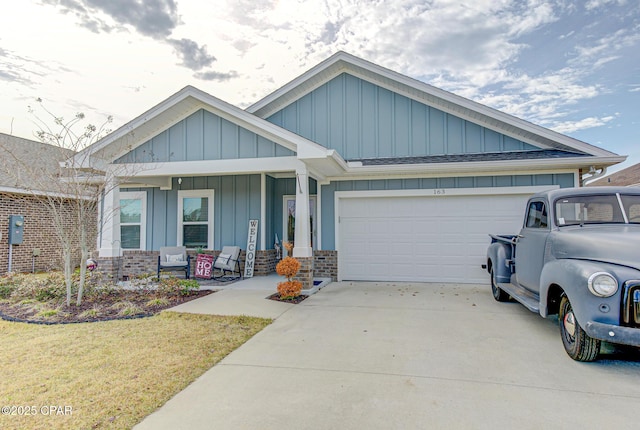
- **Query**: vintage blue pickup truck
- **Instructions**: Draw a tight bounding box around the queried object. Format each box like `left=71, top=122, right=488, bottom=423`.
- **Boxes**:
left=486, top=186, right=640, bottom=361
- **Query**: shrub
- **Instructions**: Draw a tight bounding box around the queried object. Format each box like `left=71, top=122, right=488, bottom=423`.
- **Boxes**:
left=129, top=273, right=156, bottom=292
left=34, top=283, right=66, bottom=302
left=276, top=257, right=301, bottom=279
left=111, top=301, right=144, bottom=316
left=275, top=253, right=302, bottom=300
left=0, top=284, right=13, bottom=299
left=36, top=308, right=60, bottom=318
left=277, top=281, right=303, bottom=300
left=79, top=306, right=103, bottom=319
left=8, top=274, right=65, bottom=301
left=158, top=277, right=200, bottom=296
left=283, top=241, right=294, bottom=253
left=146, top=297, right=170, bottom=308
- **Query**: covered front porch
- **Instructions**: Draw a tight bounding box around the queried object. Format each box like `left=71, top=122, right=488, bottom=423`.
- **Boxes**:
left=96, top=160, right=337, bottom=290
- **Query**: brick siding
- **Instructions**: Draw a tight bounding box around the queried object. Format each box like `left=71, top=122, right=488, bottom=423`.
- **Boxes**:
left=293, top=256, right=314, bottom=291
left=0, top=193, right=96, bottom=273
left=97, top=249, right=336, bottom=288
left=98, top=249, right=279, bottom=280
left=313, top=250, right=337, bottom=281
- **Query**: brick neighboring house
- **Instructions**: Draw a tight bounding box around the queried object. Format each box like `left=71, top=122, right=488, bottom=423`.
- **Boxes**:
left=0, top=133, right=97, bottom=273
left=588, top=163, right=640, bottom=187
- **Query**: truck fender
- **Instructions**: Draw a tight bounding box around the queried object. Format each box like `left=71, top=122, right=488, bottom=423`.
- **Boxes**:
left=539, top=259, right=623, bottom=327
left=487, top=241, right=512, bottom=284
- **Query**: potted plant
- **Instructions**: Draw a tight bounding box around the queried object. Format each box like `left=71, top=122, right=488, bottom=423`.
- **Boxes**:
left=275, top=242, right=302, bottom=300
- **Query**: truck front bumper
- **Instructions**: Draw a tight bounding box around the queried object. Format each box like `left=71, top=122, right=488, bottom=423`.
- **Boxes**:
left=585, top=321, right=640, bottom=347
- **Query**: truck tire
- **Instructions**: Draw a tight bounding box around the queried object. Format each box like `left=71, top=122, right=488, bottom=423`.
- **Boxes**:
left=559, top=294, right=600, bottom=362
left=490, top=268, right=510, bottom=302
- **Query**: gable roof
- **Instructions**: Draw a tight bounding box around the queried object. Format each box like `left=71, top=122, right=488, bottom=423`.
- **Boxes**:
left=248, top=51, right=622, bottom=162
left=70, top=52, right=625, bottom=184
left=0, top=133, right=75, bottom=195
left=588, top=163, right=640, bottom=187
left=71, top=86, right=335, bottom=171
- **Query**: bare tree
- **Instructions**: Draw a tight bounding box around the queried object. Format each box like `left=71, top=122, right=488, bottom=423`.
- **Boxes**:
left=0, top=100, right=132, bottom=306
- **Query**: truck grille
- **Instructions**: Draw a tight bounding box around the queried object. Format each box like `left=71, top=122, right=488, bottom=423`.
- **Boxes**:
left=622, top=281, right=640, bottom=328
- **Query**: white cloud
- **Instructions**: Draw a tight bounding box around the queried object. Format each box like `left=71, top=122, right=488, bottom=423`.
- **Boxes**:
left=585, top=0, right=628, bottom=11
left=550, top=115, right=617, bottom=134
left=2, top=0, right=638, bottom=148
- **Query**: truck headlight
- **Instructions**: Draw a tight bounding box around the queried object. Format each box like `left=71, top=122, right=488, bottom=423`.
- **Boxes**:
left=588, top=272, right=618, bottom=297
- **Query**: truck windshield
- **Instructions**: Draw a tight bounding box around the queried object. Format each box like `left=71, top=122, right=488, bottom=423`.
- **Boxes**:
left=555, top=194, right=640, bottom=226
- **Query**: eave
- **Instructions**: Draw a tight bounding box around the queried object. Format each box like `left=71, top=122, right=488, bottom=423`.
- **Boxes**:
left=332, top=155, right=627, bottom=180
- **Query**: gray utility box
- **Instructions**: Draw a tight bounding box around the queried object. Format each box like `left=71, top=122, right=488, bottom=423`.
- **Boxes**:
left=8, top=215, right=24, bottom=245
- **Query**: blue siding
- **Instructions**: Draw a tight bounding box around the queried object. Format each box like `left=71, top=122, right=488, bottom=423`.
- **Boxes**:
left=116, top=109, right=295, bottom=163
left=320, top=173, right=575, bottom=249
left=122, top=174, right=263, bottom=251
left=266, top=73, right=538, bottom=159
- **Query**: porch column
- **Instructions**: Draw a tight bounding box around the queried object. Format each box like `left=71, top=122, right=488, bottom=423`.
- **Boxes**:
left=98, top=177, right=122, bottom=258
left=292, top=164, right=313, bottom=258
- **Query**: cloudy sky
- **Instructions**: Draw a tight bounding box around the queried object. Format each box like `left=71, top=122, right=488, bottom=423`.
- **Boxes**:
left=1, top=0, right=638, bottom=173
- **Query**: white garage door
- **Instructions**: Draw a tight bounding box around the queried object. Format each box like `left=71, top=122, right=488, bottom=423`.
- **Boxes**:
left=337, top=189, right=543, bottom=283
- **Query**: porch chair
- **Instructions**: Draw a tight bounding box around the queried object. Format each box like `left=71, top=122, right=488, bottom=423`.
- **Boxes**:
left=212, top=246, right=243, bottom=281
left=157, top=246, right=191, bottom=279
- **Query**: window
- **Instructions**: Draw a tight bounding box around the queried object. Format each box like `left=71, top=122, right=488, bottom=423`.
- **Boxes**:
left=120, top=191, right=146, bottom=249
left=178, top=190, right=214, bottom=248
left=555, top=195, right=624, bottom=226
left=525, top=201, right=548, bottom=229
left=620, top=195, right=640, bottom=223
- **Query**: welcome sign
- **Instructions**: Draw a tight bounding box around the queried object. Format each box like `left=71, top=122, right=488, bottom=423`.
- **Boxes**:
left=244, top=219, right=258, bottom=278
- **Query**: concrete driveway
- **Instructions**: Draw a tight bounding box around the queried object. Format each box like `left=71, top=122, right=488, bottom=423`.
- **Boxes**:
left=136, top=281, right=640, bottom=430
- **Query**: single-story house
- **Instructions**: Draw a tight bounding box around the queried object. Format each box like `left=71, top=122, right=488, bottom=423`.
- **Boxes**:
left=588, top=163, right=640, bottom=187
left=70, top=52, right=625, bottom=288
left=0, top=133, right=92, bottom=273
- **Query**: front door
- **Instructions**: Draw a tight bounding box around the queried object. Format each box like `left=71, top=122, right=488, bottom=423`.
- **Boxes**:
left=282, top=196, right=317, bottom=255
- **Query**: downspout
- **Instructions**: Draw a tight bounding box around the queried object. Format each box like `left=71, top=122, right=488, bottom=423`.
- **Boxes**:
left=581, top=166, right=607, bottom=186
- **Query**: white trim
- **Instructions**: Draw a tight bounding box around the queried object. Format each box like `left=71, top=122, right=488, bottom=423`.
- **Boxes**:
left=177, top=189, right=215, bottom=249
left=118, top=157, right=301, bottom=178
left=334, top=185, right=557, bottom=200
left=336, top=157, right=624, bottom=178
left=316, top=183, right=322, bottom=250
left=119, top=191, right=147, bottom=250
left=334, top=185, right=559, bottom=280
left=326, top=168, right=580, bottom=182
left=0, top=185, right=94, bottom=200
left=260, top=173, right=266, bottom=251
left=71, top=86, right=333, bottom=169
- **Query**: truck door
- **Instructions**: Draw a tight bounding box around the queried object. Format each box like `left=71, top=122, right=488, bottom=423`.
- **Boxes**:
left=514, top=199, right=549, bottom=291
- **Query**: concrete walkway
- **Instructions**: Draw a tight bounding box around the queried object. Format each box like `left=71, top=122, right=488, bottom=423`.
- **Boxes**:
left=170, top=273, right=294, bottom=319
left=136, top=280, right=640, bottom=430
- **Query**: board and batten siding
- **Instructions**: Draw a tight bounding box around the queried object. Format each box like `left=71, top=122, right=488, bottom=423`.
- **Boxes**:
left=116, top=109, right=295, bottom=164
left=122, top=175, right=262, bottom=250
left=122, top=175, right=319, bottom=252
left=266, top=73, right=538, bottom=160
left=320, top=173, right=575, bottom=250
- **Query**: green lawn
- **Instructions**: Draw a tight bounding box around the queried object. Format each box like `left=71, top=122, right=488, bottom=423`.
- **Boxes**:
left=0, top=312, right=271, bottom=429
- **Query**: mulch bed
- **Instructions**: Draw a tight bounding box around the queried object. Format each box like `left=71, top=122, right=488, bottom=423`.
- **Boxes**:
left=0, top=290, right=215, bottom=325
left=266, top=293, right=308, bottom=304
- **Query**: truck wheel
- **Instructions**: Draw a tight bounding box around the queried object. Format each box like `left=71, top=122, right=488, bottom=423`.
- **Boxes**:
left=490, top=268, right=510, bottom=302
left=559, top=295, right=600, bottom=362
